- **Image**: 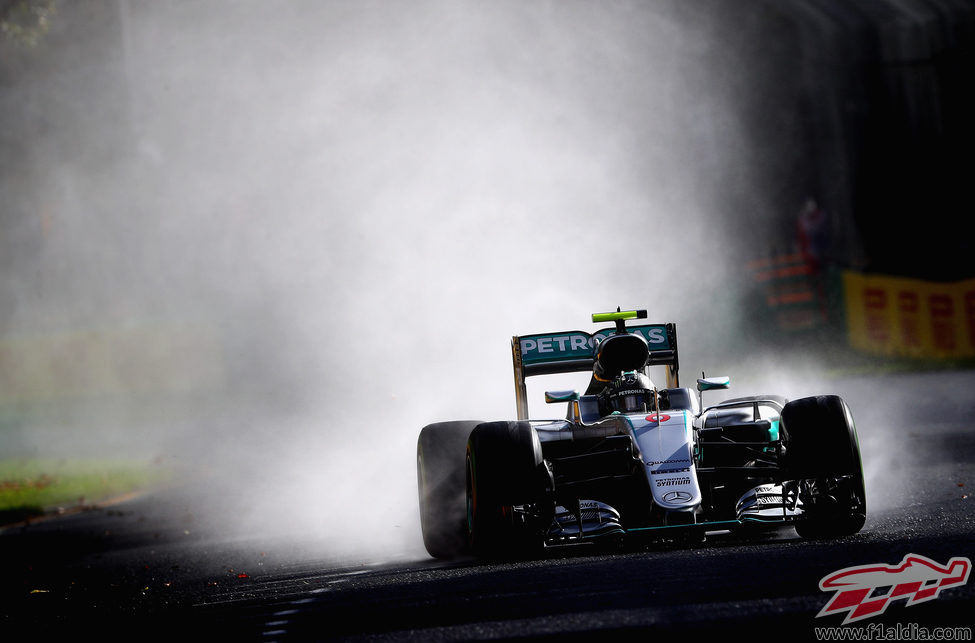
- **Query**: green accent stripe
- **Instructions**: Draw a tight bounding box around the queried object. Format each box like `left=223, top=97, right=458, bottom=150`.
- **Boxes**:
left=592, top=310, right=646, bottom=323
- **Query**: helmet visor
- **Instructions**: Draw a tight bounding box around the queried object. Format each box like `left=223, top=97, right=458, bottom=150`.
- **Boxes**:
left=617, top=392, right=647, bottom=412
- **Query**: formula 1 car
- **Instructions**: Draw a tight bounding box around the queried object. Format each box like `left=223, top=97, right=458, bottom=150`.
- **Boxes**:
left=416, top=309, right=866, bottom=559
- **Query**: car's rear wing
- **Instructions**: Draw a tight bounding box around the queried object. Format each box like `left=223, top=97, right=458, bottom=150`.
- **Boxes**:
left=511, top=322, right=679, bottom=419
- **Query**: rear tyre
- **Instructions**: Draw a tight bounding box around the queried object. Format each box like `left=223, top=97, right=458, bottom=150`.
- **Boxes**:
left=466, top=421, right=545, bottom=559
left=417, top=421, right=481, bottom=559
left=782, top=395, right=866, bottom=539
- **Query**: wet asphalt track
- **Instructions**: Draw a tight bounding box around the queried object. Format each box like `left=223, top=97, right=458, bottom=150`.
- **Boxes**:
left=2, top=370, right=974, bottom=641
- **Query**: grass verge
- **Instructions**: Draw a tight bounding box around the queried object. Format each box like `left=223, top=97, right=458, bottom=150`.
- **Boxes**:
left=0, top=458, right=171, bottom=525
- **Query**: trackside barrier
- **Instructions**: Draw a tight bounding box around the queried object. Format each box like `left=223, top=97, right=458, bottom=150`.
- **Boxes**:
left=842, top=271, right=975, bottom=360
left=747, top=252, right=827, bottom=332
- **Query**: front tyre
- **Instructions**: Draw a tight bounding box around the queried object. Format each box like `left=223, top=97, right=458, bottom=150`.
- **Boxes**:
left=466, top=421, right=546, bottom=559
left=782, top=395, right=866, bottom=539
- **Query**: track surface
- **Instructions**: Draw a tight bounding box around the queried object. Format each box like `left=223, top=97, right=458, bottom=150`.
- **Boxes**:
left=3, top=370, right=974, bottom=640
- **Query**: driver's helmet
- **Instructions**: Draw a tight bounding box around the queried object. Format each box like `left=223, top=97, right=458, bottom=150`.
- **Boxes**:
left=599, top=371, right=655, bottom=414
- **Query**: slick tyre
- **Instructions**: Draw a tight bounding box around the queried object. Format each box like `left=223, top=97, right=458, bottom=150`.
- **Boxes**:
left=417, top=421, right=481, bottom=559
left=465, top=421, right=544, bottom=559
left=782, top=395, right=866, bottom=539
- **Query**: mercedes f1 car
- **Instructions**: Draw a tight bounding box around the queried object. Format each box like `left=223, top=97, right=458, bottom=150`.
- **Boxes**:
left=417, top=309, right=866, bottom=559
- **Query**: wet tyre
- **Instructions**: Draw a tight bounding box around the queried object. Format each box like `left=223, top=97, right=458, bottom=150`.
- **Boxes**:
left=466, top=421, right=545, bottom=558
left=417, top=421, right=481, bottom=559
left=782, top=395, right=866, bottom=539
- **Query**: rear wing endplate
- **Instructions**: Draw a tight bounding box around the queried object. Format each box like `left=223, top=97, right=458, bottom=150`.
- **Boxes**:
left=511, top=323, right=679, bottom=419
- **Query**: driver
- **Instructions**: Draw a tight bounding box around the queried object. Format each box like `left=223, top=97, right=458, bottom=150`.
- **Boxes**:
left=598, top=371, right=656, bottom=415
left=583, top=331, right=657, bottom=414
left=584, top=330, right=653, bottom=395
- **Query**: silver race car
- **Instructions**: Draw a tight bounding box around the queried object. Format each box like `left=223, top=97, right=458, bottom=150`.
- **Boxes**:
left=417, top=309, right=866, bottom=559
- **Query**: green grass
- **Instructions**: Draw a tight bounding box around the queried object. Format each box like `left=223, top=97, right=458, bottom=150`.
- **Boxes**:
left=0, top=458, right=170, bottom=524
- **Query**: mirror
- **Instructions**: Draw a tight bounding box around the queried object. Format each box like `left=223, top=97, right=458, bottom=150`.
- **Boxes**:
left=545, top=390, right=580, bottom=403
left=696, top=376, right=731, bottom=391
